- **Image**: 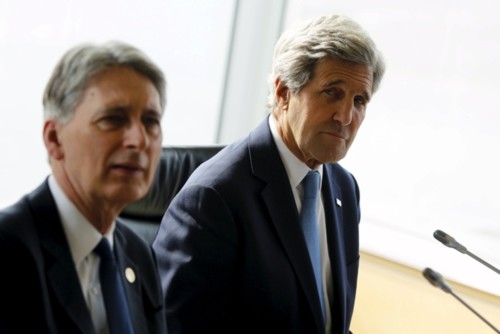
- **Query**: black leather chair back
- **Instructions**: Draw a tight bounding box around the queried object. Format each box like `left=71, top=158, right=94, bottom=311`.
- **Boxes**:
left=119, top=145, right=224, bottom=244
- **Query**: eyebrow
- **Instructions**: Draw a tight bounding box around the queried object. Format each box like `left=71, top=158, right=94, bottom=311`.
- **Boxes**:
left=101, top=104, right=129, bottom=113
left=322, top=79, right=372, bottom=102
left=101, top=105, right=162, bottom=116
left=144, top=108, right=163, bottom=118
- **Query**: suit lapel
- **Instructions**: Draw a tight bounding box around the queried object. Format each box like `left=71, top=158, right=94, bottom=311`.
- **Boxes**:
left=29, top=181, right=95, bottom=334
left=248, top=119, right=325, bottom=330
left=113, top=225, right=146, bottom=334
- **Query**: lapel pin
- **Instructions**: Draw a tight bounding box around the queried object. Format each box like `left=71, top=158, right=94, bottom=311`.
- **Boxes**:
left=336, top=198, right=342, bottom=207
left=125, top=267, right=136, bottom=284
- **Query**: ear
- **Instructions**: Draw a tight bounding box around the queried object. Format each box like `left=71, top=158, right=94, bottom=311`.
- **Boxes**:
left=43, top=120, right=64, bottom=160
left=274, top=76, right=290, bottom=110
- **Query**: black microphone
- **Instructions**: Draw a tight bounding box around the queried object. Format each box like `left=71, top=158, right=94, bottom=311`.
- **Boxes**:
left=433, top=229, right=500, bottom=275
left=422, top=268, right=500, bottom=334
left=422, top=266, right=452, bottom=293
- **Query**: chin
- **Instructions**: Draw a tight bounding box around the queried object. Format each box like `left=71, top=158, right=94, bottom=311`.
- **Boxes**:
left=127, top=188, right=149, bottom=202
left=109, top=184, right=149, bottom=204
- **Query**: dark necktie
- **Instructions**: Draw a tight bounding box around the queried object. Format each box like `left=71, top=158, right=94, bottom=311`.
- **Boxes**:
left=94, top=237, right=134, bottom=334
left=300, top=171, right=326, bottom=323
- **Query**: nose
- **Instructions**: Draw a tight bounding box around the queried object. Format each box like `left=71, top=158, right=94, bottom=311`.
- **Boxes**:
left=333, top=100, right=353, bottom=126
left=124, top=120, right=148, bottom=149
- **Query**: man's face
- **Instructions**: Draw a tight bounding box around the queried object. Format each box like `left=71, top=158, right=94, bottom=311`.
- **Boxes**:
left=275, top=57, right=373, bottom=168
left=48, top=66, right=163, bottom=211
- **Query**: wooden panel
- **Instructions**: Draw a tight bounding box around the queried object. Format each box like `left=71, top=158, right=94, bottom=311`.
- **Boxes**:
left=351, top=251, right=500, bottom=333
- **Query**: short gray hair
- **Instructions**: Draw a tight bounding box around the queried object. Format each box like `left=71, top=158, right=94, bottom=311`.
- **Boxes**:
left=43, top=41, right=166, bottom=123
left=268, top=15, right=385, bottom=109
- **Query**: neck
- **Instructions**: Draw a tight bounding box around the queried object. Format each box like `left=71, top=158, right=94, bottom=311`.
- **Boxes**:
left=51, top=168, right=123, bottom=235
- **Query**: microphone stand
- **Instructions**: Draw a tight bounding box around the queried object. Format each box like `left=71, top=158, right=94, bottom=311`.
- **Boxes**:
left=449, top=289, right=500, bottom=333
left=464, top=250, right=500, bottom=275
left=423, top=268, right=500, bottom=334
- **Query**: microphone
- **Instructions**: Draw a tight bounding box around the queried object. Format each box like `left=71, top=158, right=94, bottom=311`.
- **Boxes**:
left=422, top=266, right=452, bottom=293
left=433, top=229, right=500, bottom=275
left=422, top=268, right=500, bottom=334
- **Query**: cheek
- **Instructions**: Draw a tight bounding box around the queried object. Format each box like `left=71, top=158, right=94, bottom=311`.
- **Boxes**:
left=148, top=140, right=163, bottom=166
left=150, top=133, right=163, bottom=153
left=347, top=117, right=364, bottom=145
left=150, top=149, right=162, bottom=170
left=351, top=109, right=365, bottom=128
left=355, top=108, right=366, bottom=122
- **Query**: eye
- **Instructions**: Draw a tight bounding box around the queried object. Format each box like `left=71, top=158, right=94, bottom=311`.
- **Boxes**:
left=96, top=113, right=128, bottom=130
left=354, top=95, right=367, bottom=107
left=323, top=88, right=342, bottom=98
left=143, top=116, right=160, bottom=126
left=104, top=114, right=127, bottom=123
left=142, top=113, right=162, bottom=134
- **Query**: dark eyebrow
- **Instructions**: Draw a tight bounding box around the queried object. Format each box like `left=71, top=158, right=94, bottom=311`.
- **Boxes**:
left=143, top=108, right=163, bottom=118
left=100, top=105, right=162, bottom=117
left=101, top=105, right=129, bottom=114
left=322, top=79, right=372, bottom=102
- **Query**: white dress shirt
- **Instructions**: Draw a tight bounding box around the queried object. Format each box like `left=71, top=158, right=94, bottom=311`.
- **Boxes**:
left=48, top=175, right=115, bottom=334
left=268, top=116, right=333, bottom=333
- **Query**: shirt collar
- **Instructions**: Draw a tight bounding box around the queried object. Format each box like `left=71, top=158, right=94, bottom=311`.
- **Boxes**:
left=268, top=115, right=323, bottom=188
left=48, top=175, right=115, bottom=266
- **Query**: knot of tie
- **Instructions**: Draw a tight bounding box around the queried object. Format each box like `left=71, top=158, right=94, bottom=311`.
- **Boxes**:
left=303, top=171, right=320, bottom=200
left=95, top=237, right=114, bottom=261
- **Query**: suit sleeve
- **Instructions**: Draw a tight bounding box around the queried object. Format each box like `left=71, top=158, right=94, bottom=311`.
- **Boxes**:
left=0, top=225, right=54, bottom=333
left=152, top=184, right=238, bottom=333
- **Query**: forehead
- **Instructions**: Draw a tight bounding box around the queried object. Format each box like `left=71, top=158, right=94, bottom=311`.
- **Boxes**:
left=82, top=67, right=161, bottom=108
left=85, top=67, right=152, bottom=90
left=311, top=57, right=373, bottom=93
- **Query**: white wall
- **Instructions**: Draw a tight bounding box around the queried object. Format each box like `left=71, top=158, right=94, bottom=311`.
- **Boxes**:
left=0, top=0, right=236, bottom=208
left=216, top=0, right=286, bottom=143
left=0, top=0, right=284, bottom=208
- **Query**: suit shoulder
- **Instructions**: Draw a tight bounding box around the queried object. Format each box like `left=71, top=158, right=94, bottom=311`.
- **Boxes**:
left=0, top=196, right=33, bottom=234
left=116, top=222, right=151, bottom=248
left=326, top=163, right=360, bottom=202
left=115, top=221, right=155, bottom=261
left=186, top=138, right=249, bottom=184
left=328, top=163, right=357, bottom=185
left=329, top=162, right=352, bottom=176
left=0, top=196, right=43, bottom=263
left=0, top=181, right=52, bottom=231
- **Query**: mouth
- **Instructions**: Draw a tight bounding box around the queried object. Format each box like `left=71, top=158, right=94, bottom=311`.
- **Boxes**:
left=111, top=163, right=146, bottom=174
left=321, top=131, right=346, bottom=140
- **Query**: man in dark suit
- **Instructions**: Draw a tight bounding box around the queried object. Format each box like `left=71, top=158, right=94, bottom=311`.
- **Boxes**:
left=153, top=15, right=385, bottom=334
left=0, top=41, right=167, bottom=333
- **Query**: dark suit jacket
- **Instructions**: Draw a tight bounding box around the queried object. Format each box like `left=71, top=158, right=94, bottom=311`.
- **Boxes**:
left=0, top=180, right=166, bottom=334
left=153, top=118, right=360, bottom=334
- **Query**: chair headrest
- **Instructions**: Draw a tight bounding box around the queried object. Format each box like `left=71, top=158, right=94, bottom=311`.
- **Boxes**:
left=120, top=145, right=224, bottom=222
